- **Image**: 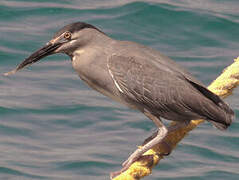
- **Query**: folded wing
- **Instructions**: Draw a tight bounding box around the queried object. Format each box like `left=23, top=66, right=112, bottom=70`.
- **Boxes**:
left=108, top=54, right=234, bottom=130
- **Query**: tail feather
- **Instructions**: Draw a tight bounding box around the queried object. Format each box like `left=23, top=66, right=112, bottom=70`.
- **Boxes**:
left=187, top=79, right=234, bottom=130
left=208, top=120, right=229, bottom=130
left=216, top=101, right=234, bottom=128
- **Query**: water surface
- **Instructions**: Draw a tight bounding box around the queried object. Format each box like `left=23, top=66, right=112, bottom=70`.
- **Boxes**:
left=0, top=1, right=239, bottom=180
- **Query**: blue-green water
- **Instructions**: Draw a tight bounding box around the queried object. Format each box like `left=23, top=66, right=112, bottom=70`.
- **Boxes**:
left=0, top=1, right=239, bottom=180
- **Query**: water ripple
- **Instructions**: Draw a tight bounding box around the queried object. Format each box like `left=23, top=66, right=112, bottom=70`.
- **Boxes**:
left=0, top=1, right=238, bottom=180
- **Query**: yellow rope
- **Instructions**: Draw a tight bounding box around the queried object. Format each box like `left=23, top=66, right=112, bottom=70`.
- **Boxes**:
left=113, top=56, right=239, bottom=180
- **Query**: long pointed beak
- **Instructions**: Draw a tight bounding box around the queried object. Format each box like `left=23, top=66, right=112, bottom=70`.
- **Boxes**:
left=4, top=42, right=62, bottom=76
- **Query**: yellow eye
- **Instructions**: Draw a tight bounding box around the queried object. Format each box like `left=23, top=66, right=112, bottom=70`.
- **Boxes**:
left=64, top=32, right=71, bottom=39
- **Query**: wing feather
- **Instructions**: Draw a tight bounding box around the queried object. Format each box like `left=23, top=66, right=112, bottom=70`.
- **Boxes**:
left=107, top=54, right=233, bottom=128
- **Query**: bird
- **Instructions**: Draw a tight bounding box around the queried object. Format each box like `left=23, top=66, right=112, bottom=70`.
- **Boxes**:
left=4, top=22, right=234, bottom=179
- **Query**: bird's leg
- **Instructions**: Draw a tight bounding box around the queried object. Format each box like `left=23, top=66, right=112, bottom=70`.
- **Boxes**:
left=121, top=111, right=168, bottom=169
left=110, top=121, right=190, bottom=179
left=110, top=127, right=168, bottom=179
left=142, top=121, right=190, bottom=156
left=143, top=121, right=190, bottom=145
left=142, top=110, right=172, bottom=156
left=122, top=123, right=168, bottom=170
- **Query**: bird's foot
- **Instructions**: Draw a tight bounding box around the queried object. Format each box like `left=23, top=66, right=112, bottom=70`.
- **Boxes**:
left=143, top=132, right=172, bottom=156
left=122, top=148, right=141, bottom=168
left=110, top=149, right=143, bottom=179
left=111, top=125, right=171, bottom=179
left=111, top=151, right=164, bottom=179
left=120, top=140, right=172, bottom=173
left=110, top=165, right=129, bottom=179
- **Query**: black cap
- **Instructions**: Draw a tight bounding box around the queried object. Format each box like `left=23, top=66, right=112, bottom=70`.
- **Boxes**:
left=53, top=22, right=102, bottom=38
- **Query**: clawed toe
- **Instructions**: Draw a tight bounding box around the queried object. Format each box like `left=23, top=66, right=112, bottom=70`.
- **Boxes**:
left=110, top=170, right=121, bottom=180
left=111, top=155, right=141, bottom=179
left=122, top=156, right=138, bottom=169
left=110, top=165, right=130, bottom=179
left=122, top=159, right=128, bottom=167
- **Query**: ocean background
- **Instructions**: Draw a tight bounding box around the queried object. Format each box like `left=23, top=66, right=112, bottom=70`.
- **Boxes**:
left=0, top=0, right=239, bottom=179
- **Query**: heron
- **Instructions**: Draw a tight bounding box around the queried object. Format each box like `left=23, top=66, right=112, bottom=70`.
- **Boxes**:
left=4, top=22, right=234, bottom=179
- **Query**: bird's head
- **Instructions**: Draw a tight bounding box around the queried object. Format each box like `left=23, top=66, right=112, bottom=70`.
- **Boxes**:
left=4, top=22, right=103, bottom=76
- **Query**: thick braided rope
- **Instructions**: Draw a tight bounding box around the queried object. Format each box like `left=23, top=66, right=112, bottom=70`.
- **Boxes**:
left=113, top=57, right=239, bottom=180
